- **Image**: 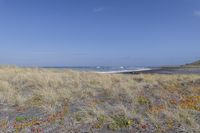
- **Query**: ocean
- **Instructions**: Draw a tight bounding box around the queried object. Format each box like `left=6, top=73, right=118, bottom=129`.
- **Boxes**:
left=43, top=66, right=152, bottom=73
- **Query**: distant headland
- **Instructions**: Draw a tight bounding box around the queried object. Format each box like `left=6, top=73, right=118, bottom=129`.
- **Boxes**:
left=183, top=60, right=200, bottom=67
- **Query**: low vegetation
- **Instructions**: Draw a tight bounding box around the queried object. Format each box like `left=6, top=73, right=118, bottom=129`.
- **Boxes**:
left=183, top=60, right=200, bottom=68
left=0, top=66, right=200, bottom=132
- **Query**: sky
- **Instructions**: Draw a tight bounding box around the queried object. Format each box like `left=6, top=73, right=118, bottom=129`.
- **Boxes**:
left=0, top=0, right=200, bottom=66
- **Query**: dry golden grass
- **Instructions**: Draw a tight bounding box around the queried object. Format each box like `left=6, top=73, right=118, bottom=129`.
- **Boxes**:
left=0, top=66, right=200, bottom=132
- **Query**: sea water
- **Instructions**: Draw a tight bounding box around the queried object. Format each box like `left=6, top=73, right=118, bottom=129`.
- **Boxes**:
left=44, top=66, right=151, bottom=73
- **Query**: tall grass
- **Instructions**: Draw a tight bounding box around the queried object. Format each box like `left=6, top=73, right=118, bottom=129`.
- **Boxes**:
left=0, top=66, right=200, bottom=131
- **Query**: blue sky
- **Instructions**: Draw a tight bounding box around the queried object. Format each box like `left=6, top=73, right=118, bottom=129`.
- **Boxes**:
left=0, top=0, right=200, bottom=66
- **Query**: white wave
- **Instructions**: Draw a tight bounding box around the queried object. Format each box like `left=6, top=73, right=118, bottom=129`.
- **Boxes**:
left=95, top=68, right=152, bottom=74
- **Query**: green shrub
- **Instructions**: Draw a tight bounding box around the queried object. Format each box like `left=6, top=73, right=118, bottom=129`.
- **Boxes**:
left=108, top=115, right=132, bottom=130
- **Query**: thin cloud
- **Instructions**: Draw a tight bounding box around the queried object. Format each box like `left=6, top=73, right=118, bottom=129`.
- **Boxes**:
left=31, top=51, right=58, bottom=55
left=194, top=10, right=200, bottom=16
left=32, top=51, right=89, bottom=56
left=93, top=7, right=105, bottom=13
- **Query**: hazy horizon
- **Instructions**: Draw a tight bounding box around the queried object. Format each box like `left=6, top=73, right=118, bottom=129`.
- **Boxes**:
left=0, top=0, right=200, bottom=66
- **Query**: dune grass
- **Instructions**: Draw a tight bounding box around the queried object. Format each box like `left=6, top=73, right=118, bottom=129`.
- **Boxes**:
left=0, top=66, right=200, bottom=132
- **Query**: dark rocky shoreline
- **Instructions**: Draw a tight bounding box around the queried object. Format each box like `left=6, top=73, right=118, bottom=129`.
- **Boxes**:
left=133, top=67, right=200, bottom=75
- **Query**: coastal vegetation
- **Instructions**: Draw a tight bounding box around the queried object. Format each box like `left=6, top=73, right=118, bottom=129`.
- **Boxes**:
left=0, top=66, right=200, bottom=132
left=183, top=60, right=200, bottom=68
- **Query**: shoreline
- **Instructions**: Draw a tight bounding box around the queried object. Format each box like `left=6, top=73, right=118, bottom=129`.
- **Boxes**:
left=97, top=67, right=200, bottom=75
left=136, top=67, right=200, bottom=75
